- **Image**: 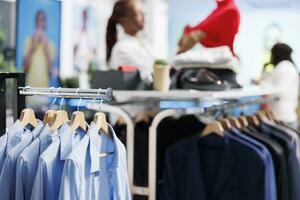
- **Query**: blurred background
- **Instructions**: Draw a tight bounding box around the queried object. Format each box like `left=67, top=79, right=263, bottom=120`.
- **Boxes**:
left=0, top=0, right=299, bottom=87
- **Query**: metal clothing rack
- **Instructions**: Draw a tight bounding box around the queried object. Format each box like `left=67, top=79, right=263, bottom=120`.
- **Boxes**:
left=148, top=96, right=278, bottom=200
left=2, top=78, right=113, bottom=136
left=0, top=73, right=26, bottom=136
left=18, top=86, right=136, bottom=199
left=203, top=96, right=278, bottom=114
left=19, top=86, right=113, bottom=101
left=87, top=87, right=279, bottom=200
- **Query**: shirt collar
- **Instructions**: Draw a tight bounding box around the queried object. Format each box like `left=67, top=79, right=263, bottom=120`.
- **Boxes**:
left=118, top=29, right=143, bottom=43
left=6, top=120, right=26, bottom=154
left=9, top=120, right=23, bottom=133
left=39, top=124, right=55, bottom=152
left=121, top=33, right=138, bottom=40
left=59, top=123, right=86, bottom=160
left=58, top=123, right=73, bottom=160
left=31, top=120, right=44, bottom=139
left=88, top=122, right=122, bottom=173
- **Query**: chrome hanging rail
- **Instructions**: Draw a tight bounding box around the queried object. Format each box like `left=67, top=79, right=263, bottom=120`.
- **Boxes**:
left=18, top=86, right=113, bottom=101
left=203, top=96, right=279, bottom=114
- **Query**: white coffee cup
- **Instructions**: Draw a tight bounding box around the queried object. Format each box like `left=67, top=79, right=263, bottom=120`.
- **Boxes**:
left=153, top=63, right=171, bottom=92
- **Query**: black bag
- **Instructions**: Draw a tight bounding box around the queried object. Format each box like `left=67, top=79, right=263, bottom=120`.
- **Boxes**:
left=91, top=70, right=151, bottom=90
left=176, top=68, right=241, bottom=91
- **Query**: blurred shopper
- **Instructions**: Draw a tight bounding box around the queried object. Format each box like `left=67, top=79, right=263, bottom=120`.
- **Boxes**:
left=106, top=0, right=157, bottom=84
left=74, top=8, right=96, bottom=89
left=263, top=43, right=299, bottom=129
left=177, top=0, right=240, bottom=55
left=23, top=10, right=55, bottom=87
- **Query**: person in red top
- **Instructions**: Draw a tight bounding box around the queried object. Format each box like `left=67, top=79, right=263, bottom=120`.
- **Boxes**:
left=178, top=0, right=240, bottom=55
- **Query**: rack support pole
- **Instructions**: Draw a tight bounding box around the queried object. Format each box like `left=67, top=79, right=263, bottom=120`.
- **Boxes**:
left=148, top=109, right=180, bottom=200
left=0, top=73, right=25, bottom=136
left=0, top=75, right=6, bottom=135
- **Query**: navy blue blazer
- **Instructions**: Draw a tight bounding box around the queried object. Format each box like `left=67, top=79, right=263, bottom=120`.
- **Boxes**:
left=160, top=134, right=265, bottom=200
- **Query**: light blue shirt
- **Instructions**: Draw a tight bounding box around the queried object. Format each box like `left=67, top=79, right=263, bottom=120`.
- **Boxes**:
left=0, top=120, right=25, bottom=172
left=15, top=124, right=57, bottom=200
left=59, top=123, right=131, bottom=200
left=0, top=120, right=44, bottom=200
left=31, top=123, right=85, bottom=200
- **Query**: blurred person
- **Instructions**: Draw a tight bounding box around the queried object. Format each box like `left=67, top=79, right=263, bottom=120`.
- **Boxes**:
left=261, top=24, right=283, bottom=79
left=74, top=8, right=97, bottom=88
left=106, top=0, right=157, bottom=84
left=262, top=43, right=299, bottom=129
left=23, top=10, right=55, bottom=87
left=177, top=0, right=240, bottom=55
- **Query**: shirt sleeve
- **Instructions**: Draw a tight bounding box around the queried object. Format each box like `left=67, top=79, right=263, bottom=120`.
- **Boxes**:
left=31, top=159, right=49, bottom=200
left=0, top=156, right=14, bottom=200
left=186, top=9, right=239, bottom=47
left=0, top=134, right=8, bottom=172
left=59, top=159, right=80, bottom=200
left=15, top=157, right=28, bottom=200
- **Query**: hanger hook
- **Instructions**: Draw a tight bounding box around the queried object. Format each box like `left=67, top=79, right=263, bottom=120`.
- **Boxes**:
left=97, top=88, right=103, bottom=112
left=52, top=87, right=61, bottom=106
left=99, top=99, right=103, bottom=112
left=97, top=88, right=101, bottom=98
left=59, top=97, right=64, bottom=110
left=50, top=87, right=57, bottom=106
left=76, top=88, right=82, bottom=111
left=56, top=87, right=64, bottom=110
left=23, top=86, right=31, bottom=92
left=22, top=86, right=31, bottom=109
left=49, top=87, right=55, bottom=93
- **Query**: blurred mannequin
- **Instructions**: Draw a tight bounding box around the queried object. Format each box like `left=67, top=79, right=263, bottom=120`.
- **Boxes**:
left=106, top=0, right=157, bottom=84
left=23, top=10, right=55, bottom=87
left=262, top=43, right=299, bottom=128
left=178, top=0, right=240, bottom=55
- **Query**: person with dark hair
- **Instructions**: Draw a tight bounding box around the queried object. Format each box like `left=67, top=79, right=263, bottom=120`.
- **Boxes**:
left=262, top=43, right=299, bottom=128
left=106, top=0, right=157, bottom=84
left=271, top=43, right=294, bottom=66
left=23, top=10, right=55, bottom=87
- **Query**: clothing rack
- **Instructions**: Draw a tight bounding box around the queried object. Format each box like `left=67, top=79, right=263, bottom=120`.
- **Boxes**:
left=2, top=85, right=116, bottom=130
left=148, top=95, right=278, bottom=200
left=87, top=89, right=279, bottom=199
left=18, top=86, right=113, bottom=101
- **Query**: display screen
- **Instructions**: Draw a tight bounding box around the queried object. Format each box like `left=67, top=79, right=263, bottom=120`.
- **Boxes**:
left=16, top=0, right=61, bottom=87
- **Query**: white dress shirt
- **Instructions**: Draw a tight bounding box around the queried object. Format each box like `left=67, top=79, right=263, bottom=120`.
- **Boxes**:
left=263, top=60, right=299, bottom=123
left=109, top=33, right=157, bottom=84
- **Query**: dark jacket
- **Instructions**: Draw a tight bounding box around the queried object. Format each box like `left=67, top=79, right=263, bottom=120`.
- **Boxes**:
left=258, top=123, right=300, bottom=200
left=160, top=134, right=265, bottom=200
left=243, top=127, right=290, bottom=200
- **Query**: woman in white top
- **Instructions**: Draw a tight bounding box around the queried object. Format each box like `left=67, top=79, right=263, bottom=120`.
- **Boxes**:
left=106, top=0, right=156, bottom=84
left=263, top=43, right=299, bottom=128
